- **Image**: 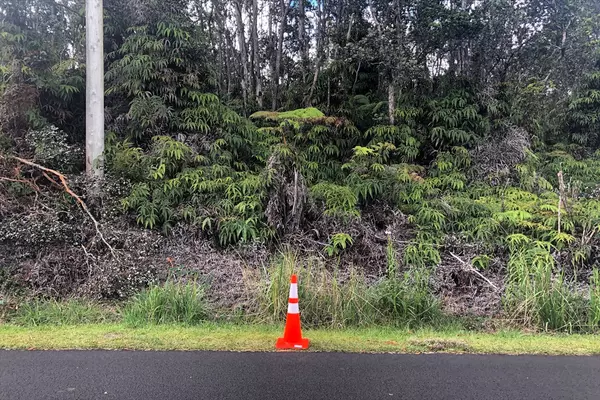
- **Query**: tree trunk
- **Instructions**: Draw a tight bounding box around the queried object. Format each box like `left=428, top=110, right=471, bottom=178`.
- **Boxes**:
left=305, top=57, right=321, bottom=107
left=251, top=0, right=262, bottom=107
left=234, top=0, right=249, bottom=113
left=305, top=0, right=323, bottom=107
left=388, top=83, right=395, bottom=125
left=211, top=0, right=226, bottom=97
left=346, top=14, right=353, bottom=43
left=225, top=28, right=235, bottom=98
left=272, top=0, right=290, bottom=110
left=268, top=2, right=277, bottom=110
left=299, top=0, right=308, bottom=82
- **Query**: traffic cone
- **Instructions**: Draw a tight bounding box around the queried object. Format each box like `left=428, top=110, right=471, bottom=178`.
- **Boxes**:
left=276, top=274, right=310, bottom=350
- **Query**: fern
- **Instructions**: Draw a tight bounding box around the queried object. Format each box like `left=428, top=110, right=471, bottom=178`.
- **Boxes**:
left=311, top=183, right=360, bottom=219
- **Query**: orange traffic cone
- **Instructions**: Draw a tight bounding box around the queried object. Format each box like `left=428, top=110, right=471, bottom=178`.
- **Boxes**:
left=276, top=274, right=310, bottom=350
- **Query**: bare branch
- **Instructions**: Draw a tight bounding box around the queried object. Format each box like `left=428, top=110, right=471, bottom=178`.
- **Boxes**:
left=0, top=176, right=41, bottom=192
left=12, top=156, right=117, bottom=259
left=449, top=252, right=499, bottom=291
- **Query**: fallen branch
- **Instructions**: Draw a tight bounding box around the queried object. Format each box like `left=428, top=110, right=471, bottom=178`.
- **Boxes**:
left=449, top=252, right=498, bottom=291
left=0, top=176, right=41, bottom=192
left=12, top=156, right=117, bottom=259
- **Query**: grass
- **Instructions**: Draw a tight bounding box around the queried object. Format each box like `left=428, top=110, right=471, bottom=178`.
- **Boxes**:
left=2, top=249, right=599, bottom=355
left=589, top=268, right=600, bottom=328
left=256, top=252, right=378, bottom=327
left=10, top=299, right=117, bottom=326
left=122, top=280, right=209, bottom=326
left=504, top=246, right=597, bottom=333
left=252, top=251, right=441, bottom=328
left=0, top=323, right=599, bottom=355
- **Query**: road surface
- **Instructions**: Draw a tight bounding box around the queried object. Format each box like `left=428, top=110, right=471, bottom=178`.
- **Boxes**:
left=1, top=350, right=599, bottom=399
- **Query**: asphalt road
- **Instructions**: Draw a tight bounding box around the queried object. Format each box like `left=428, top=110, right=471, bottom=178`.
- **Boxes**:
left=1, top=351, right=599, bottom=400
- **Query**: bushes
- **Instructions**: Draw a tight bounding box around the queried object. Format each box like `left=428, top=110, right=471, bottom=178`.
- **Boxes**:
left=25, top=125, right=83, bottom=172
left=122, top=280, right=210, bottom=326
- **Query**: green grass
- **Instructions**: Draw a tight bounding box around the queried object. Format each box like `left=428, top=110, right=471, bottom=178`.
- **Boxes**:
left=504, top=246, right=594, bottom=332
left=10, top=299, right=117, bottom=326
left=253, top=251, right=441, bottom=328
left=122, top=280, right=209, bottom=326
left=0, top=323, right=599, bottom=355
left=256, top=252, right=378, bottom=327
left=589, top=268, right=600, bottom=328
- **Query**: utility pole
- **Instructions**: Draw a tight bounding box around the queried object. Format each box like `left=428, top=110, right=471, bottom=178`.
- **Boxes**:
left=85, top=0, right=104, bottom=178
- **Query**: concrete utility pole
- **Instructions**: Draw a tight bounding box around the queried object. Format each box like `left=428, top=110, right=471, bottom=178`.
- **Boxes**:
left=85, top=0, right=104, bottom=178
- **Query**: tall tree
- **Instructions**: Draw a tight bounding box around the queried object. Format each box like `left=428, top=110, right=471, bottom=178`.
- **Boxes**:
left=272, top=0, right=292, bottom=110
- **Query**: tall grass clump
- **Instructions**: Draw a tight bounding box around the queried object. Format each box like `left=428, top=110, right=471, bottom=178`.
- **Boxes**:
left=374, top=269, right=441, bottom=326
left=504, top=243, right=586, bottom=332
left=123, top=280, right=209, bottom=326
left=255, top=243, right=442, bottom=329
left=589, top=268, right=600, bottom=330
left=373, top=236, right=441, bottom=327
left=256, top=252, right=378, bottom=328
left=11, top=299, right=115, bottom=326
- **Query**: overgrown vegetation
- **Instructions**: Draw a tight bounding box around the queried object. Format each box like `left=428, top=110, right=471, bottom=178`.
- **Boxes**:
left=2, top=0, right=600, bottom=336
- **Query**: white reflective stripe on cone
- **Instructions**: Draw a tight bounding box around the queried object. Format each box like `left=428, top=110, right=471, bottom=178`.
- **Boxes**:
left=289, top=283, right=298, bottom=299
left=287, top=302, right=299, bottom=314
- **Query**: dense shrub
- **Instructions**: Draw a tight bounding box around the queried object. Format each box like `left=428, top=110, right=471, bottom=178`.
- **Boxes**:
left=25, top=125, right=83, bottom=172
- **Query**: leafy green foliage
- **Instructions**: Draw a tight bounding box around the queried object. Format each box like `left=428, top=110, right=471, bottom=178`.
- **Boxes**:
left=427, top=90, right=489, bottom=149
left=105, top=22, right=275, bottom=245
left=324, top=233, right=354, bottom=257
left=115, top=134, right=272, bottom=244
left=0, top=2, right=85, bottom=137
left=311, top=183, right=359, bottom=219
left=106, top=22, right=218, bottom=140
left=253, top=108, right=362, bottom=184
left=568, top=61, right=600, bottom=147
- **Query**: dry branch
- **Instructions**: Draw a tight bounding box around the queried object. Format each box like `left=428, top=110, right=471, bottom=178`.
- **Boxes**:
left=0, top=176, right=40, bottom=191
left=449, top=252, right=498, bottom=291
left=11, top=156, right=117, bottom=258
